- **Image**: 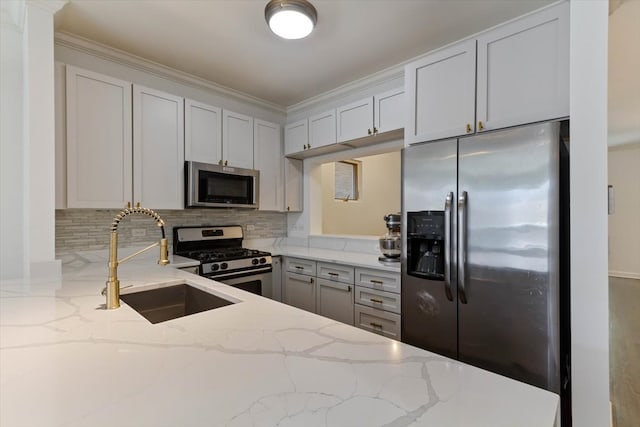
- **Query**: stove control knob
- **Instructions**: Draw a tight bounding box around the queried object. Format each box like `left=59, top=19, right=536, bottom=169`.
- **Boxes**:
left=221, top=262, right=228, bottom=270
left=252, top=258, right=259, bottom=265
left=259, top=257, right=267, bottom=264
left=211, top=264, right=219, bottom=271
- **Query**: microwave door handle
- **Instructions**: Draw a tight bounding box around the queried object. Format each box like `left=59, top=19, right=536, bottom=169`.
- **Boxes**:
left=458, top=191, right=468, bottom=304
left=444, top=192, right=454, bottom=301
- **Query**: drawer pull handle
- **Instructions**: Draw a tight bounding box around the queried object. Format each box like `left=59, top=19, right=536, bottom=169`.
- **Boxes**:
left=328, top=272, right=339, bottom=276
left=370, top=279, right=384, bottom=285
left=295, top=266, right=304, bottom=270
left=370, top=322, right=383, bottom=329
left=370, top=298, right=384, bottom=304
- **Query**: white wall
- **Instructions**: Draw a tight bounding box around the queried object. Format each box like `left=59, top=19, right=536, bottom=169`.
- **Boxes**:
left=569, top=1, right=610, bottom=426
left=321, top=152, right=401, bottom=236
left=1, top=1, right=25, bottom=279
left=608, top=143, right=640, bottom=278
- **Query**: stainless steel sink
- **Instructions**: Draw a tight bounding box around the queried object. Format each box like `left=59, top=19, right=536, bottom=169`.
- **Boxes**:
left=120, top=283, right=234, bottom=324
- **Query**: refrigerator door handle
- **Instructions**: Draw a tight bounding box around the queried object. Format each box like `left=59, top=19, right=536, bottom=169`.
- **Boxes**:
left=444, top=192, right=454, bottom=301
left=458, top=191, right=468, bottom=304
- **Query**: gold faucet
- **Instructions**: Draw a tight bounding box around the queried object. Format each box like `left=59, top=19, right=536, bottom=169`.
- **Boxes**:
left=103, top=203, right=170, bottom=309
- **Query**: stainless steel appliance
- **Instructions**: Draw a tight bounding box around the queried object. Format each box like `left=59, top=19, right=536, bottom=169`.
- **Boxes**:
left=379, top=213, right=401, bottom=262
left=173, top=225, right=272, bottom=298
left=402, top=121, right=571, bottom=423
left=185, top=161, right=259, bottom=209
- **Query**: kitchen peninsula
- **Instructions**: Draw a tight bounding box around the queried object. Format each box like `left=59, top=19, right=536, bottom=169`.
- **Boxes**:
left=0, top=259, right=558, bottom=426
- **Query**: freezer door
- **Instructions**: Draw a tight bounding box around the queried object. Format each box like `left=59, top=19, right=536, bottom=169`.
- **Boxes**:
left=457, top=122, right=561, bottom=392
left=401, top=139, right=458, bottom=359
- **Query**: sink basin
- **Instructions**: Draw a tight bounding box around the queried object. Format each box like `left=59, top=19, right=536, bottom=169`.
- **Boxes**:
left=120, top=283, right=234, bottom=324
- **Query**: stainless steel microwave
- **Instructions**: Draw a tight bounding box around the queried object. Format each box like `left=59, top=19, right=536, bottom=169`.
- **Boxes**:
left=185, top=161, right=259, bottom=209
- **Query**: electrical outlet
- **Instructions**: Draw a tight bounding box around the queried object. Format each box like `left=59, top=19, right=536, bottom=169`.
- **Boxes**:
left=246, top=224, right=255, bottom=231
left=132, top=228, right=147, bottom=237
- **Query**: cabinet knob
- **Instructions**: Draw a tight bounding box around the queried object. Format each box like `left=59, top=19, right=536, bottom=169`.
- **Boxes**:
left=478, top=121, right=484, bottom=131
left=367, top=128, right=372, bottom=135
left=287, top=206, right=290, bottom=211
left=373, top=127, right=378, bottom=135
left=218, top=160, right=223, bottom=165
left=466, top=123, right=472, bottom=133
left=310, top=278, right=314, bottom=284
left=348, top=286, right=352, bottom=292
left=308, top=143, right=311, bottom=149
left=303, top=144, right=307, bottom=150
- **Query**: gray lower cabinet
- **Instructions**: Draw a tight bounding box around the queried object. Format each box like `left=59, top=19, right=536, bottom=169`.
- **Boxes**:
left=354, top=267, right=401, bottom=340
left=282, top=257, right=399, bottom=336
left=354, top=305, right=401, bottom=340
left=316, top=278, right=354, bottom=325
left=283, top=271, right=316, bottom=312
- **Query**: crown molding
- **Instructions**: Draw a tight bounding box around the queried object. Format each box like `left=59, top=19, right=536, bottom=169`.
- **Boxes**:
left=286, top=65, right=404, bottom=116
left=26, top=0, right=67, bottom=15
left=54, top=31, right=287, bottom=115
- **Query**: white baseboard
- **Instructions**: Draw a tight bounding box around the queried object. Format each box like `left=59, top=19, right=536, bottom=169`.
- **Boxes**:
left=608, top=270, right=640, bottom=280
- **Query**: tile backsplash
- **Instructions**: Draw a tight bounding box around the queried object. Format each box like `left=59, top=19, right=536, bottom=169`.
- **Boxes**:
left=56, top=209, right=287, bottom=254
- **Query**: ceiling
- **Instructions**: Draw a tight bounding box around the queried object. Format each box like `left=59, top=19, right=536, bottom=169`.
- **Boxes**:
left=54, top=0, right=555, bottom=108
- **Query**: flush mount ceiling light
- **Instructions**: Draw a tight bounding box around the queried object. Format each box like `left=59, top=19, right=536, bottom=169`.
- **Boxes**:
left=265, top=0, right=318, bottom=40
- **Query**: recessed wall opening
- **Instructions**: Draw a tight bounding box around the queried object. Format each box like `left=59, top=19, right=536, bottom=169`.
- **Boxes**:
left=317, top=151, right=401, bottom=237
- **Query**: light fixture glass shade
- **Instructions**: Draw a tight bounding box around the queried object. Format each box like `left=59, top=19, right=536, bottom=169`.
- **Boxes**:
left=265, top=0, right=317, bottom=40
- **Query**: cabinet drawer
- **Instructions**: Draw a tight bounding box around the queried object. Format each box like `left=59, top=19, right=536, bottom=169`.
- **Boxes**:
left=354, top=305, right=401, bottom=340
left=355, top=268, right=400, bottom=293
left=355, top=286, right=401, bottom=314
left=285, top=257, right=316, bottom=276
left=317, top=262, right=354, bottom=284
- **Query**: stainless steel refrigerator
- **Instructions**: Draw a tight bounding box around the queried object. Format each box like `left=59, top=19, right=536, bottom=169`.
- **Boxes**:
left=401, top=120, right=571, bottom=420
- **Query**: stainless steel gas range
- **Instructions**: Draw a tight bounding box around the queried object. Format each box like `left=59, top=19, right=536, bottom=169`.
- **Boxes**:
left=173, top=226, right=272, bottom=298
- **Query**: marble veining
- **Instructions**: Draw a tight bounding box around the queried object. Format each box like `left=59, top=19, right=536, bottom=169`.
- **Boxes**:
left=1, top=261, right=557, bottom=426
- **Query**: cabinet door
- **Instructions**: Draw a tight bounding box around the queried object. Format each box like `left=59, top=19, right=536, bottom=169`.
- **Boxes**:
left=254, top=119, right=282, bottom=211
left=336, top=96, right=373, bottom=143
left=405, top=39, right=476, bottom=144
left=133, top=85, right=184, bottom=209
left=66, top=65, right=132, bottom=208
left=222, top=110, right=254, bottom=169
left=184, top=99, right=222, bottom=164
left=374, top=88, right=404, bottom=134
left=476, top=2, right=569, bottom=132
left=283, top=272, right=316, bottom=313
left=308, top=109, right=336, bottom=149
left=284, top=119, right=308, bottom=155
left=317, top=278, right=354, bottom=325
left=284, top=158, right=303, bottom=212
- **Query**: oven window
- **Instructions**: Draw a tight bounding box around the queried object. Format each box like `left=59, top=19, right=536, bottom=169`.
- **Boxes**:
left=228, top=279, right=262, bottom=296
left=198, top=171, right=253, bottom=204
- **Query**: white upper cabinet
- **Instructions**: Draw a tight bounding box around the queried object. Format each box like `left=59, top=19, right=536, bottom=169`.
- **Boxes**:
left=336, top=96, right=374, bottom=142
left=405, top=2, right=568, bottom=144
left=254, top=119, right=282, bottom=212
left=374, top=88, right=405, bottom=134
left=222, top=110, right=254, bottom=169
left=308, top=109, right=336, bottom=149
left=405, top=39, right=477, bottom=144
left=284, top=158, right=303, bottom=212
left=284, top=118, right=309, bottom=155
left=133, top=84, right=184, bottom=210
left=65, top=65, right=133, bottom=209
left=337, top=89, right=405, bottom=143
left=184, top=99, right=222, bottom=164
left=476, top=2, right=569, bottom=132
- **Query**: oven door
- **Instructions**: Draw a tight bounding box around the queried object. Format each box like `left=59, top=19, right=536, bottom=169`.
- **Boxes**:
left=216, top=271, right=272, bottom=299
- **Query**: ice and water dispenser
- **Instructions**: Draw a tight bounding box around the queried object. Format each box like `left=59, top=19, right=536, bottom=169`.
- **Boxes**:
left=406, top=211, right=445, bottom=280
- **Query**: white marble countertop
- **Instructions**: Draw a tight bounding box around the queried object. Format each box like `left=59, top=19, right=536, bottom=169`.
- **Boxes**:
left=249, top=244, right=401, bottom=273
left=1, top=261, right=558, bottom=427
